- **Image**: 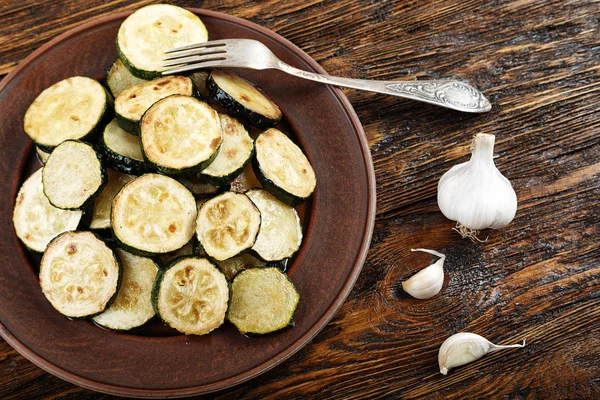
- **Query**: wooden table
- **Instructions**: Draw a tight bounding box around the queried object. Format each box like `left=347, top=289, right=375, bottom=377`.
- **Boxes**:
left=1, top=0, right=599, bottom=398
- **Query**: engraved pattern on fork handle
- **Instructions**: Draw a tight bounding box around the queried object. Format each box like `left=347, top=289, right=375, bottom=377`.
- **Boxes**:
left=277, top=61, right=491, bottom=113
left=384, top=81, right=491, bottom=112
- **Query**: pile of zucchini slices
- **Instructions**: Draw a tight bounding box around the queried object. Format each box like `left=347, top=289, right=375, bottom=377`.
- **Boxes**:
left=13, top=4, right=316, bottom=336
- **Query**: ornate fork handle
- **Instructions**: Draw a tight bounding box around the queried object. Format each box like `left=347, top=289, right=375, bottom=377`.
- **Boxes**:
left=277, top=62, right=491, bottom=113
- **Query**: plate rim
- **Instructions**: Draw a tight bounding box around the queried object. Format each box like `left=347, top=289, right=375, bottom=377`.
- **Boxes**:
left=0, top=8, right=376, bottom=398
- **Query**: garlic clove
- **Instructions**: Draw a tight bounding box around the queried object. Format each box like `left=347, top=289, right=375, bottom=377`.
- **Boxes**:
left=438, top=332, right=526, bottom=375
left=437, top=133, right=517, bottom=238
left=401, top=248, right=445, bottom=299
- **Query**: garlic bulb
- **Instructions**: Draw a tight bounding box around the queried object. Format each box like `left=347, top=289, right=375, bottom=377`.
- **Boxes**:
left=438, top=332, right=525, bottom=375
left=401, top=248, right=445, bottom=299
left=437, top=134, right=517, bottom=239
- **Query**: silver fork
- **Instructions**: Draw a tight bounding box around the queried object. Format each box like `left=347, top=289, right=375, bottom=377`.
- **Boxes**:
left=163, top=38, right=491, bottom=113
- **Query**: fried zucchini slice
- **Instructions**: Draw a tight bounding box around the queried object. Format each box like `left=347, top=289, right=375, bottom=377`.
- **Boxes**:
left=39, top=231, right=121, bottom=318
left=93, top=249, right=158, bottom=331
left=13, top=169, right=83, bottom=252
left=153, top=257, right=228, bottom=335
left=90, top=169, right=136, bottom=230
left=106, top=58, right=148, bottom=98
left=101, top=119, right=146, bottom=175
left=189, top=71, right=210, bottom=98
left=23, top=76, right=111, bottom=150
left=42, top=140, right=107, bottom=210
left=196, top=192, right=261, bottom=261
left=114, top=75, right=194, bottom=134
left=253, top=128, right=316, bottom=205
left=199, top=114, right=254, bottom=185
left=141, top=95, right=222, bottom=174
left=117, top=4, right=208, bottom=79
left=216, top=253, right=264, bottom=281
left=207, top=70, right=281, bottom=128
left=111, top=174, right=197, bottom=255
left=228, top=267, right=299, bottom=335
left=246, top=189, right=302, bottom=261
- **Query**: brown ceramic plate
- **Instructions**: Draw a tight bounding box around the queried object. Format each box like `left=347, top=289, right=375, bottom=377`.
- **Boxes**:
left=0, top=9, right=375, bottom=398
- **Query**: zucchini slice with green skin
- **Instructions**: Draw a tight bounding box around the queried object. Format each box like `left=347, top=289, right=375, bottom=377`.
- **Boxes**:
left=101, top=119, right=146, bottom=175
left=24, top=76, right=112, bottom=151
left=90, top=169, right=136, bottom=230
left=114, top=75, right=194, bottom=134
left=207, top=70, right=282, bottom=128
left=153, top=257, right=229, bottom=335
left=189, top=71, right=211, bottom=99
left=227, top=267, right=299, bottom=335
left=198, top=114, right=254, bottom=185
left=42, top=140, right=107, bottom=210
left=177, top=176, right=221, bottom=198
left=246, top=189, right=302, bottom=262
left=117, top=4, right=208, bottom=79
left=13, top=169, right=83, bottom=253
left=111, top=174, right=197, bottom=255
left=253, top=128, right=317, bottom=206
left=217, top=253, right=264, bottom=281
left=230, top=162, right=262, bottom=193
left=93, top=249, right=158, bottom=331
left=36, top=147, right=51, bottom=165
left=39, top=231, right=121, bottom=318
left=106, top=58, right=148, bottom=98
left=141, top=95, right=222, bottom=175
left=196, top=192, right=261, bottom=261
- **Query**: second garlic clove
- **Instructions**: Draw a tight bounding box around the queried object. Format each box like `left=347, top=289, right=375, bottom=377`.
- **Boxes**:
left=401, top=248, right=445, bottom=299
left=438, top=332, right=526, bottom=375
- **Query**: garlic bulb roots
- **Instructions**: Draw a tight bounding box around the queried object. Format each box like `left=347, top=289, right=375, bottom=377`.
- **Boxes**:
left=437, top=134, right=517, bottom=239
left=438, top=332, right=526, bottom=375
left=401, top=248, right=445, bottom=299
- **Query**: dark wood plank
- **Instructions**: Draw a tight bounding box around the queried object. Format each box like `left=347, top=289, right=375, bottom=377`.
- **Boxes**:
left=1, top=0, right=599, bottom=399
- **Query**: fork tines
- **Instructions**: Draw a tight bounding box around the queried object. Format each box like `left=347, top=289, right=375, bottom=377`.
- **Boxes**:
left=162, top=40, right=229, bottom=74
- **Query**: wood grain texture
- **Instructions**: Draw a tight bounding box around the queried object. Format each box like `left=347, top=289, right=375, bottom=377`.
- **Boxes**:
left=1, top=0, right=599, bottom=399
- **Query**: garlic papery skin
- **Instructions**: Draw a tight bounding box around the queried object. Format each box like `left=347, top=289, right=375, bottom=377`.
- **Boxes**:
left=438, top=332, right=526, bottom=375
left=401, top=248, right=445, bottom=299
left=437, top=134, right=517, bottom=236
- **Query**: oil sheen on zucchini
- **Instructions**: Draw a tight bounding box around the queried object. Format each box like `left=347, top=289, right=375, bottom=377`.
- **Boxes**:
left=114, top=75, right=194, bottom=134
left=93, top=249, right=158, bottom=331
left=246, top=189, right=302, bottom=261
left=111, top=174, right=197, bottom=255
left=153, top=257, right=228, bottom=335
left=253, top=128, right=317, bottom=206
left=117, top=4, right=208, bottom=79
left=196, top=192, right=261, bottom=261
left=39, top=231, right=121, bottom=318
left=199, top=114, right=254, bottom=185
left=106, top=58, right=147, bottom=98
left=23, top=76, right=112, bottom=150
left=208, top=70, right=282, bottom=128
left=13, top=169, right=83, bottom=252
left=90, top=169, right=136, bottom=230
left=141, top=95, right=222, bottom=175
left=101, top=119, right=146, bottom=175
left=227, top=267, right=299, bottom=335
left=42, top=140, right=107, bottom=210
